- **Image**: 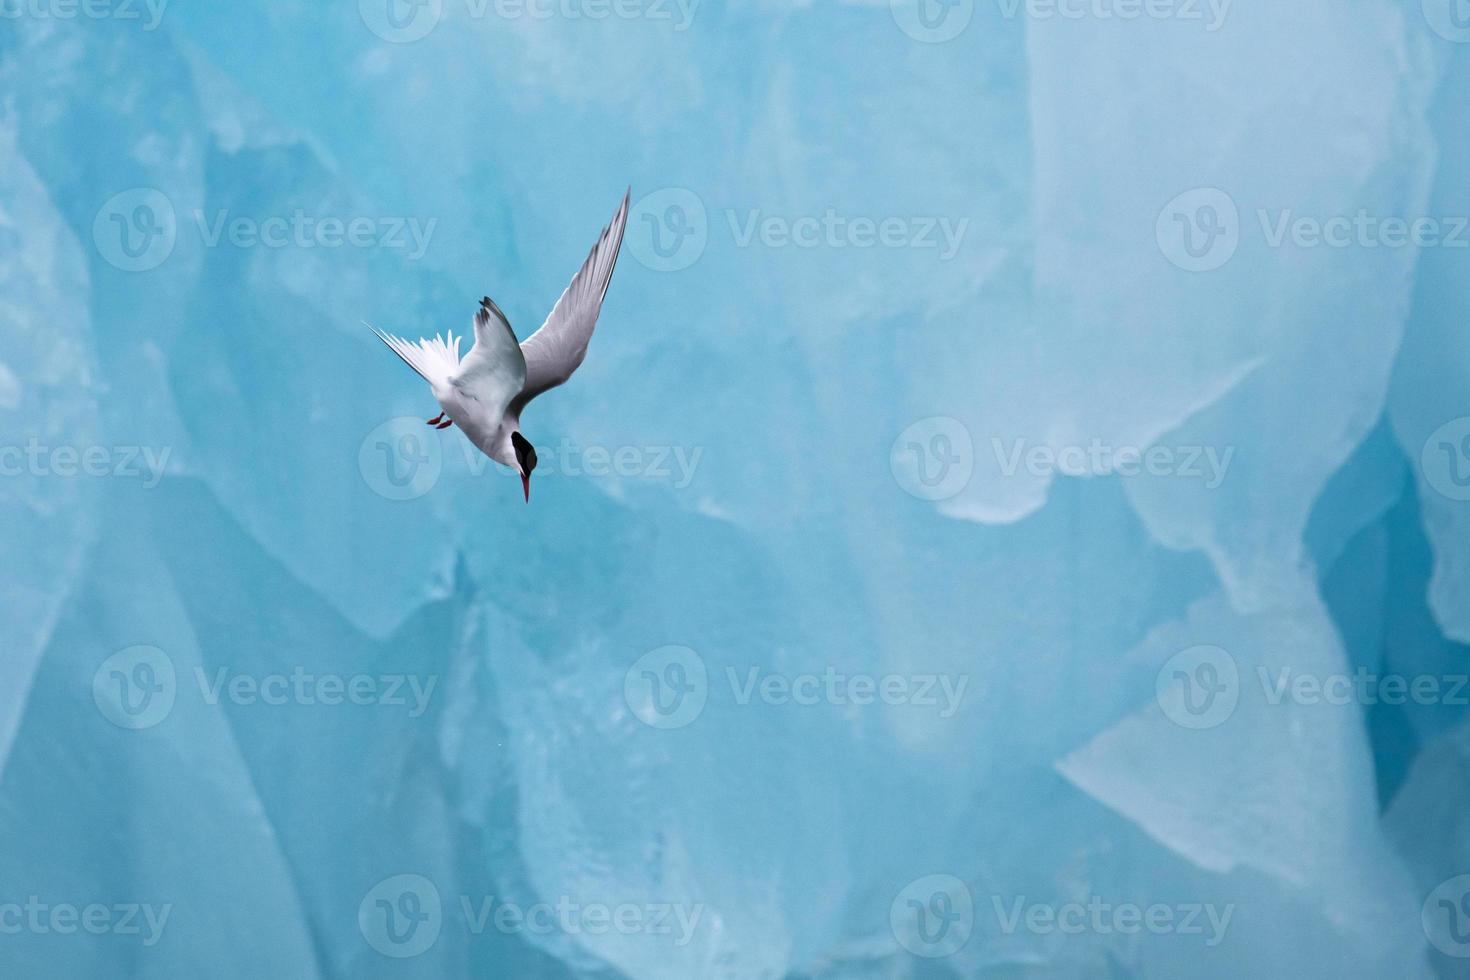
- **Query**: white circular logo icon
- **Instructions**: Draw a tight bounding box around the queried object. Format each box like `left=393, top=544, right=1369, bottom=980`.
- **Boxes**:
left=359, top=416, right=443, bottom=500
left=93, top=189, right=177, bottom=273
left=1423, top=0, right=1470, bottom=42
left=1421, top=417, right=1470, bottom=502
left=1423, top=874, right=1470, bottom=958
left=624, top=645, right=708, bottom=729
left=890, top=874, right=974, bottom=958
left=1156, top=188, right=1240, bottom=273
left=93, top=646, right=177, bottom=730
left=360, top=0, right=443, bottom=43
left=628, top=188, right=707, bottom=273
left=1156, top=644, right=1239, bottom=730
left=891, top=417, right=974, bottom=501
left=359, top=874, right=442, bottom=958
left=890, top=0, right=974, bottom=43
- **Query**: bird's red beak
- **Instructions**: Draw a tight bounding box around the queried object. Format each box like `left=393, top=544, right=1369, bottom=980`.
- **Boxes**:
left=521, top=474, right=531, bottom=503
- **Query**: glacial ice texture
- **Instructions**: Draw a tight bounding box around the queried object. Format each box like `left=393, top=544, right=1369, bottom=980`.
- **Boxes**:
left=1, top=2, right=1469, bottom=979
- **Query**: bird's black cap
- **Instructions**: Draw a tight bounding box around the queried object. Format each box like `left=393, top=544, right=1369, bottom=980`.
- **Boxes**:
left=511, top=431, right=537, bottom=475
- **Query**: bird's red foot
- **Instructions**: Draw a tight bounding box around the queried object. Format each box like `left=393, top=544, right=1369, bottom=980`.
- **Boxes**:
left=436, top=419, right=453, bottom=430
left=426, top=413, right=445, bottom=426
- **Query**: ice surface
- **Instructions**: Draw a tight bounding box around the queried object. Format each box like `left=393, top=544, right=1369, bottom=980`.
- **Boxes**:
left=1, top=3, right=1469, bottom=979
left=1386, top=717, right=1470, bottom=974
left=0, top=123, right=98, bottom=781
left=1388, top=37, right=1470, bottom=645
left=0, top=493, right=321, bottom=978
left=1029, top=0, right=1439, bottom=611
left=1057, top=593, right=1422, bottom=938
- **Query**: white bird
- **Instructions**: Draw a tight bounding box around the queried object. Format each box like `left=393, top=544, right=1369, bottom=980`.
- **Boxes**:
left=371, top=189, right=630, bottom=502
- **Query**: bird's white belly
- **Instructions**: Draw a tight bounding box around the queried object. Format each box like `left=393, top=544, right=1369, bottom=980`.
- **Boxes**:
left=436, top=387, right=512, bottom=467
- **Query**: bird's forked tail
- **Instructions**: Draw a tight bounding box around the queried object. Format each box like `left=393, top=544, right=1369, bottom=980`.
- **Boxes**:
left=367, top=322, right=464, bottom=390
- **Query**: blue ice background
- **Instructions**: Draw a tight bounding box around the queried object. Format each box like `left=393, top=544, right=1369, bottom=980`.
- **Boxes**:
left=2, top=0, right=1470, bottom=977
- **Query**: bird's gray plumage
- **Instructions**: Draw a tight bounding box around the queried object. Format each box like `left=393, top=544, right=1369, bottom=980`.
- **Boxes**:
left=369, top=188, right=631, bottom=495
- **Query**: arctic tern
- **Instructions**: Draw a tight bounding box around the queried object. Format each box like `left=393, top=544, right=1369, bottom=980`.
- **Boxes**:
left=371, top=189, right=630, bottom=502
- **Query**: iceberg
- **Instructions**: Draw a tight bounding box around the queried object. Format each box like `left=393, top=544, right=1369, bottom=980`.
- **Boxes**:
left=1, top=2, right=1468, bottom=978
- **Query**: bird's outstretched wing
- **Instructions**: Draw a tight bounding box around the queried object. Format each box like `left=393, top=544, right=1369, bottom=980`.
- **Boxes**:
left=509, top=188, right=630, bottom=419
left=451, top=296, right=527, bottom=422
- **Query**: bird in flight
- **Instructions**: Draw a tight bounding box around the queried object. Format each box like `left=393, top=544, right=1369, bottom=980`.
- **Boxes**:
left=371, top=189, right=630, bottom=502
